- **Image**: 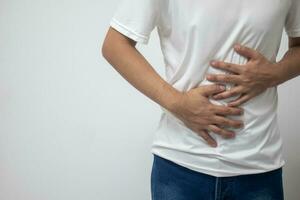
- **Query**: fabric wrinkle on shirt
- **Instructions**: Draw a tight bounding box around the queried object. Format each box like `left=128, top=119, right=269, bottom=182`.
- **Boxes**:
left=109, top=0, right=300, bottom=177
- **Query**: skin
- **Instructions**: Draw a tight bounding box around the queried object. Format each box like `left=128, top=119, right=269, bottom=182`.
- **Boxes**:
left=102, top=27, right=244, bottom=148
left=102, top=27, right=300, bottom=147
left=206, top=38, right=300, bottom=106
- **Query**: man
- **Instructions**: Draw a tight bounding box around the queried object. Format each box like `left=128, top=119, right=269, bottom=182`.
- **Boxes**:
left=102, top=0, right=300, bottom=199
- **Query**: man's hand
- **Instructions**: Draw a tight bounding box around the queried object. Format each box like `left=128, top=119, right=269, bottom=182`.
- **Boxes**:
left=170, top=84, right=244, bottom=148
left=205, top=44, right=280, bottom=107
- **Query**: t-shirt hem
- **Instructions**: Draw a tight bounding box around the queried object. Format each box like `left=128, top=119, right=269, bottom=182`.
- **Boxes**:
left=150, top=148, right=286, bottom=178
left=109, top=17, right=149, bottom=44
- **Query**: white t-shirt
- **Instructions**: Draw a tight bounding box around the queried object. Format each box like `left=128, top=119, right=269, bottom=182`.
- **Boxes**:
left=109, top=0, right=300, bottom=177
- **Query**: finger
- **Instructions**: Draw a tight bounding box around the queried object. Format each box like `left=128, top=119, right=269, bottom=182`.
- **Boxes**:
left=212, top=104, right=244, bottom=116
left=199, top=84, right=226, bottom=97
left=206, top=74, right=242, bottom=84
left=234, top=43, right=260, bottom=60
left=227, top=94, right=251, bottom=107
left=197, top=129, right=217, bottom=147
left=207, top=125, right=235, bottom=139
left=212, top=85, right=243, bottom=100
left=210, top=60, right=242, bottom=74
left=213, top=115, right=244, bottom=129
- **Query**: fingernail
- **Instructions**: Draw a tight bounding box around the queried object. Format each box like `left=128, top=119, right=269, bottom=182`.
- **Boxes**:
left=234, top=44, right=241, bottom=50
left=206, top=74, right=212, bottom=79
left=210, top=60, right=217, bottom=65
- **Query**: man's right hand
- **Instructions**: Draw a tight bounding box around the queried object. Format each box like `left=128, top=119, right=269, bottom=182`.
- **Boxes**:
left=169, top=84, right=244, bottom=147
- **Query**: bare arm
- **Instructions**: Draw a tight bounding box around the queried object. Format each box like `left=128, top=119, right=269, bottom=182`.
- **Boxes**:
left=273, top=37, right=300, bottom=86
left=101, top=27, right=244, bottom=147
left=101, top=27, right=180, bottom=111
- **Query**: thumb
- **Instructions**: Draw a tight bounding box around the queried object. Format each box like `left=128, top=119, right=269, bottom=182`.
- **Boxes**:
left=199, top=84, right=226, bottom=97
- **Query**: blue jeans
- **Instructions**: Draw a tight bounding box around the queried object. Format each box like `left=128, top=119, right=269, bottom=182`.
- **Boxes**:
left=151, top=154, right=284, bottom=200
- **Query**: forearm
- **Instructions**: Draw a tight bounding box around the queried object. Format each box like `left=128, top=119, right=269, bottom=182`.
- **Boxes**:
left=273, top=46, right=300, bottom=86
left=102, top=32, right=181, bottom=112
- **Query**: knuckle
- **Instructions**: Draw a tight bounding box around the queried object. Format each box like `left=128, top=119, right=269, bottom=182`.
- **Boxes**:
left=228, top=120, right=237, bottom=127
left=220, top=129, right=229, bottom=137
left=228, top=119, right=237, bottom=127
left=222, top=130, right=235, bottom=138
left=221, top=128, right=229, bottom=134
left=236, top=100, right=242, bottom=106
left=226, top=92, right=233, bottom=97
left=214, top=127, right=223, bottom=136
left=195, top=118, right=207, bottom=127
left=208, top=125, right=218, bottom=133
left=211, top=125, right=233, bottom=138
left=232, top=90, right=239, bottom=96
left=235, top=108, right=243, bottom=115
left=227, top=108, right=235, bottom=114
left=197, top=119, right=207, bottom=126
left=225, top=107, right=231, bottom=113
left=219, top=118, right=227, bottom=125
left=214, top=84, right=221, bottom=91
left=244, top=77, right=251, bottom=84
left=217, top=94, right=225, bottom=99
left=208, top=105, right=216, bottom=113
left=211, top=85, right=217, bottom=91
left=231, top=108, right=241, bottom=114
left=233, top=120, right=243, bottom=128
left=220, top=107, right=230, bottom=114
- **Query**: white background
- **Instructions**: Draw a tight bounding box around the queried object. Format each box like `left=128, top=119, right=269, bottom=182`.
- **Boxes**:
left=0, top=0, right=299, bottom=199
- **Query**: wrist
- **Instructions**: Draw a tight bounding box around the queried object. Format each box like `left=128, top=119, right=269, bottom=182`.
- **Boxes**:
left=269, top=62, right=285, bottom=87
left=162, top=86, right=184, bottom=113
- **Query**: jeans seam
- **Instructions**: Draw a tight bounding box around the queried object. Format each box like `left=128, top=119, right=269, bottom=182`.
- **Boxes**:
left=215, top=177, right=218, bottom=200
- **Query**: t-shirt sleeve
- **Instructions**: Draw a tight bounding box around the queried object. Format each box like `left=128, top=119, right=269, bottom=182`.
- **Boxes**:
left=109, top=0, right=161, bottom=44
left=285, top=0, right=300, bottom=37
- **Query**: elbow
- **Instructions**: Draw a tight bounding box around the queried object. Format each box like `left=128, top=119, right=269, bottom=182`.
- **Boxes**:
left=101, top=32, right=119, bottom=62
left=101, top=29, right=114, bottom=62
left=101, top=38, right=110, bottom=61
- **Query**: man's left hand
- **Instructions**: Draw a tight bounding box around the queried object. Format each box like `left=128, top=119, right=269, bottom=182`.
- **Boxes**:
left=206, top=44, right=280, bottom=107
